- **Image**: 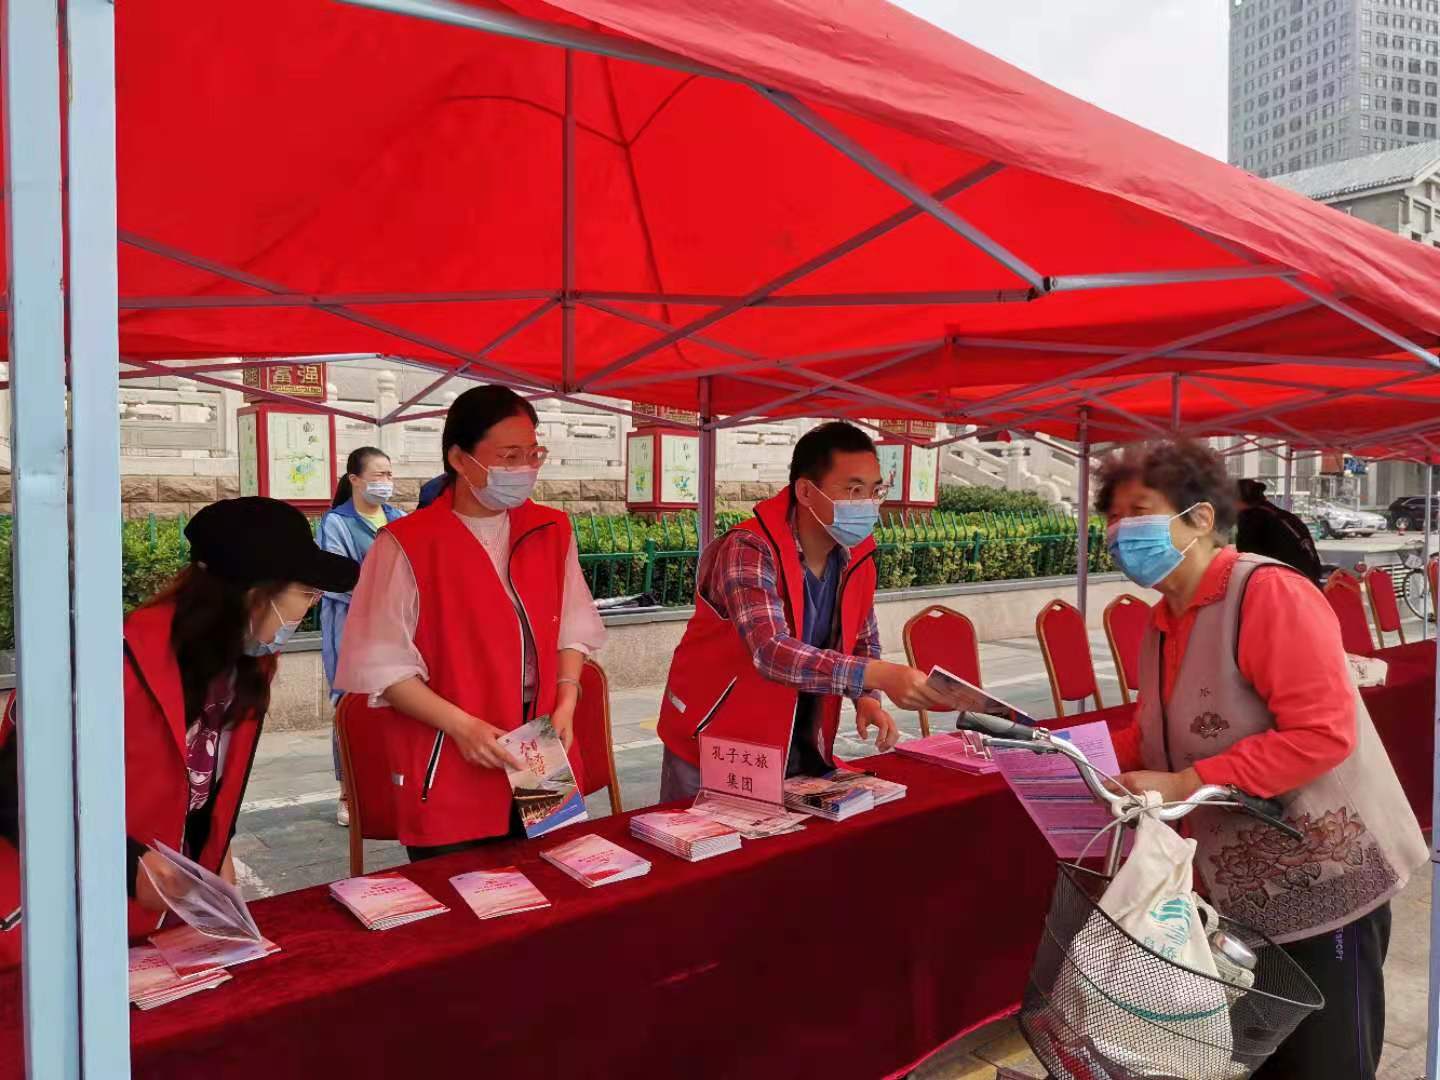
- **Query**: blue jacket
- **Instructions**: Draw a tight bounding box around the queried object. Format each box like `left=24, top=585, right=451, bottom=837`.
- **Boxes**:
left=418, top=474, right=447, bottom=510
left=317, top=499, right=405, bottom=702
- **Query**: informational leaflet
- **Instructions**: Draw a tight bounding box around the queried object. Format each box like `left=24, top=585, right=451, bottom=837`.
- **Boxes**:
left=142, top=840, right=261, bottom=944
left=924, top=666, right=1040, bottom=728
left=894, top=731, right=998, bottom=775
left=540, top=834, right=652, bottom=889
left=497, top=716, right=589, bottom=839
left=782, top=776, right=875, bottom=821
left=629, top=811, right=742, bottom=862
left=149, top=923, right=280, bottom=980
left=451, top=867, right=551, bottom=920
left=329, top=872, right=449, bottom=930
left=127, top=944, right=230, bottom=1010
left=991, top=719, right=1127, bottom=859
left=687, top=790, right=810, bottom=839
left=822, top=769, right=908, bottom=805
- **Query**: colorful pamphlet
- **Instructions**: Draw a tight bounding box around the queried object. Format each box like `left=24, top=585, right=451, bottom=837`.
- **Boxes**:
left=992, top=719, right=1130, bottom=859
left=629, top=811, right=742, bottom=862
left=450, top=867, right=551, bottom=920
left=687, top=790, right=810, bottom=839
left=497, top=716, right=589, bottom=839
left=141, top=839, right=263, bottom=944
left=895, top=730, right=999, bottom=775
left=127, top=944, right=230, bottom=1010
left=924, top=666, right=1040, bottom=728
left=782, top=775, right=875, bottom=821
left=329, top=871, right=449, bottom=930
left=540, top=833, right=651, bottom=888
left=823, top=769, right=908, bottom=805
left=149, top=923, right=281, bottom=980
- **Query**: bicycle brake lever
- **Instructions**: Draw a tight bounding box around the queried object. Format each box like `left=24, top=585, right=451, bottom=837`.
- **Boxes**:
left=1228, top=786, right=1304, bottom=841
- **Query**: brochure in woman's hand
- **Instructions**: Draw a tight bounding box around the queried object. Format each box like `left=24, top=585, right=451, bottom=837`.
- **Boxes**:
left=497, top=716, right=588, bottom=839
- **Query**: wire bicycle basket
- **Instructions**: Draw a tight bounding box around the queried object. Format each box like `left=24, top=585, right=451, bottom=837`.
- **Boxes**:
left=1019, top=863, right=1324, bottom=1080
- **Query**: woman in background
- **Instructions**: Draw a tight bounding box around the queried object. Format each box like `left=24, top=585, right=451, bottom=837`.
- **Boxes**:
left=318, top=447, right=404, bottom=826
left=335, top=385, right=605, bottom=861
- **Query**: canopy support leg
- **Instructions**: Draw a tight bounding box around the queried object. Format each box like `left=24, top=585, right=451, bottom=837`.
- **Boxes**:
left=1426, top=472, right=1435, bottom=646
left=698, top=379, right=716, bottom=558
left=561, top=49, right=576, bottom=392
left=1170, top=375, right=1182, bottom=433
left=1428, top=460, right=1440, bottom=1080
left=1283, top=451, right=1295, bottom=512
left=1077, top=411, right=1091, bottom=616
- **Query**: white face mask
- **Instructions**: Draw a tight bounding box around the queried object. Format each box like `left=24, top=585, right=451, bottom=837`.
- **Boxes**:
left=363, top=481, right=394, bottom=505
left=464, top=452, right=539, bottom=511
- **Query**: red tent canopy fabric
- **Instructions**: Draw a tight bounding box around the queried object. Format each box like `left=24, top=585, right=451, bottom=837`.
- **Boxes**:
left=7, top=0, right=1440, bottom=447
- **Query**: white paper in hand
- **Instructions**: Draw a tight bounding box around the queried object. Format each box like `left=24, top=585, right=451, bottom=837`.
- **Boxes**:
left=142, top=840, right=259, bottom=943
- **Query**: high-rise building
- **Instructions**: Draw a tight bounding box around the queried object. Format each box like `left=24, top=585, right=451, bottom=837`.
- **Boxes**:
left=1229, top=0, right=1440, bottom=178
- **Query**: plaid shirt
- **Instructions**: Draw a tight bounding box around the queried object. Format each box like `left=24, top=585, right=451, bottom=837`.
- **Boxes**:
left=699, top=522, right=881, bottom=701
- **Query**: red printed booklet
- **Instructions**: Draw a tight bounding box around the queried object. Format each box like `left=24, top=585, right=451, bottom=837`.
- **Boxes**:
left=330, top=871, right=450, bottom=931
left=540, top=833, right=652, bottom=889
left=128, top=944, right=230, bottom=1011
left=450, top=867, right=551, bottom=920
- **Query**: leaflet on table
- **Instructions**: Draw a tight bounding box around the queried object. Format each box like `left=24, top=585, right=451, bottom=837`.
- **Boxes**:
left=820, top=769, right=908, bottom=804
left=782, top=775, right=875, bottom=820
left=688, top=790, right=809, bottom=839
left=141, top=839, right=261, bottom=944
left=128, top=944, right=231, bottom=1010
left=991, top=719, right=1130, bottom=859
left=894, top=730, right=998, bottom=774
left=149, top=923, right=280, bottom=980
left=497, top=716, right=588, bottom=839
left=330, top=871, right=449, bottom=930
left=924, top=666, right=1040, bottom=728
left=451, top=867, right=552, bottom=920
left=540, top=833, right=651, bottom=888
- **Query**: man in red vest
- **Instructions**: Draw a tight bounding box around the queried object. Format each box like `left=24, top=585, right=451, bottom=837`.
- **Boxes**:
left=656, top=421, right=948, bottom=799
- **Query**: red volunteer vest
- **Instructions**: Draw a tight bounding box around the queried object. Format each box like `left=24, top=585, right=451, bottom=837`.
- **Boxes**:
left=0, top=601, right=271, bottom=958
left=656, top=491, right=878, bottom=769
left=375, top=487, right=572, bottom=846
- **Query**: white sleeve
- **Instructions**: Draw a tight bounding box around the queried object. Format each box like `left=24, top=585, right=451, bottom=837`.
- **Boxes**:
left=332, top=531, right=428, bottom=697
left=558, top=534, right=607, bottom=655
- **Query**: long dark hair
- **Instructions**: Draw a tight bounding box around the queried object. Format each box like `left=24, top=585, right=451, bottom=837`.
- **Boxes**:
left=331, top=446, right=389, bottom=508
left=440, top=385, right=539, bottom=489
left=147, top=567, right=285, bottom=724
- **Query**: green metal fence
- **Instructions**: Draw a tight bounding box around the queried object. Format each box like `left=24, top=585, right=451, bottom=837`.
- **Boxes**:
left=573, top=508, right=1111, bottom=607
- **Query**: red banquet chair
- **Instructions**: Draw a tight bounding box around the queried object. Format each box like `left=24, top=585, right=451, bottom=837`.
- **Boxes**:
left=1364, top=566, right=1407, bottom=646
left=1036, top=599, right=1105, bottom=718
left=573, top=658, right=623, bottom=814
left=335, top=693, right=401, bottom=878
left=903, top=604, right=982, bottom=737
left=1103, top=594, right=1150, bottom=705
left=1324, top=570, right=1376, bottom=656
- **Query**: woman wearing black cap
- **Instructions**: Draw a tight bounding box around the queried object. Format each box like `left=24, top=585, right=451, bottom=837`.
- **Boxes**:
left=0, top=497, right=358, bottom=951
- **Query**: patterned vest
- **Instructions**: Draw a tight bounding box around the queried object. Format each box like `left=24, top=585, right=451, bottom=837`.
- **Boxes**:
left=1137, top=554, right=1427, bottom=944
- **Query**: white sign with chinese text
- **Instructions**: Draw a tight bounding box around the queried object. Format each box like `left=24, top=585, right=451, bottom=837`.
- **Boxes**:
left=698, top=735, right=784, bottom=806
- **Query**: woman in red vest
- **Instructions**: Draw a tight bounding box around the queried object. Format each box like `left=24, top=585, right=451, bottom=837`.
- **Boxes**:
left=0, top=497, right=359, bottom=958
left=334, top=385, right=606, bottom=861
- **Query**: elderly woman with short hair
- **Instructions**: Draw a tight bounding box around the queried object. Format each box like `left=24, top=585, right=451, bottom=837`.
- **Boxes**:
left=1095, top=439, right=1425, bottom=1080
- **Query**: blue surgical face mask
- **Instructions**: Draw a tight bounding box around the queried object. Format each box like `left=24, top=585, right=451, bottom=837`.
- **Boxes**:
left=363, top=480, right=394, bottom=505
left=244, top=600, right=302, bottom=658
left=810, top=487, right=880, bottom=548
left=1106, top=503, right=1206, bottom=589
left=464, top=453, right=539, bottom=511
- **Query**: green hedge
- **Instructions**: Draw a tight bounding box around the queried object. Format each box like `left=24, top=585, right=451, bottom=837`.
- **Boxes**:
left=936, top=485, right=1058, bottom=515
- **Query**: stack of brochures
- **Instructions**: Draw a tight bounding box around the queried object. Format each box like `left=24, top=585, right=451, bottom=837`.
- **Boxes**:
left=540, top=833, right=652, bottom=888
left=826, top=770, right=908, bottom=805
left=687, top=790, right=810, bottom=838
left=629, top=811, right=743, bottom=862
left=783, top=776, right=875, bottom=820
left=141, top=839, right=281, bottom=975
left=895, top=731, right=998, bottom=775
left=450, top=868, right=551, bottom=920
left=329, top=871, right=450, bottom=930
left=128, top=944, right=230, bottom=1010
left=149, top=923, right=281, bottom=979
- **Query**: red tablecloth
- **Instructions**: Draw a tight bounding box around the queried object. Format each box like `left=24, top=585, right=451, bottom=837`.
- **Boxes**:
left=0, top=755, right=1063, bottom=1080
left=1365, top=643, right=1436, bottom=830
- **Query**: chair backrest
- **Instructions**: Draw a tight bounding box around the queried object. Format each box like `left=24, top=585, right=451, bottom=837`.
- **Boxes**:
left=1429, top=557, right=1438, bottom=610
left=573, top=658, right=623, bottom=813
left=1363, top=566, right=1406, bottom=645
left=334, top=694, right=400, bottom=877
left=1036, top=599, right=1103, bottom=717
left=1323, top=570, right=1376, bottom=656
left=902, top=604, right=982, bottom=737
left=1102, top=594, right=1150, bottom=704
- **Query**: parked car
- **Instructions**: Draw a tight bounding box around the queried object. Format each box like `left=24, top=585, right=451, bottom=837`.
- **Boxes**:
left=1311, top=501, right=1386, bottom=538
left=1387, top=495, right=1440, bottom=532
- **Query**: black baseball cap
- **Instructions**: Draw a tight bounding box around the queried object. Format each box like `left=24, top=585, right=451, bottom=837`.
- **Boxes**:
left=185, top=497, right=360, bottom=593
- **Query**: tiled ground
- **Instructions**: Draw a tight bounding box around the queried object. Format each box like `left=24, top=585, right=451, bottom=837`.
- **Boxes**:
left=231, top=621, right=1436, bottom=1080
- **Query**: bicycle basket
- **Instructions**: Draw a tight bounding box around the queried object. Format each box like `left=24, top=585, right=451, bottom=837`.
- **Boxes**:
left=1019, top=863, right=1324, bottom=1080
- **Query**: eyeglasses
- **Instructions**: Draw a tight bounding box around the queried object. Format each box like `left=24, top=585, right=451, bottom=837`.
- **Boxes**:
left=838, top=483, right=889, bottom=502
left=492, top=446, right=550, bottom=468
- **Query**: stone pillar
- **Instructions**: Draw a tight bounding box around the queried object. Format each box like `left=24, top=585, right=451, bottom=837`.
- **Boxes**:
left=375, top=369, right=403, bottom=460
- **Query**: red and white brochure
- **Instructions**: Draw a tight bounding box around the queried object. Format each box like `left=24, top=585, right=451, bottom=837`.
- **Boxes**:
left=450, top=867, right=551, bottom=921
left=629, top=811, right=742, bottom=862
left=330, top=871, right=450, bottom=931
left=149, top=923, right=280, bottom=980
left=540, top=834, right=652, bottom=889
left=128, top=944, right=230, bottom=1010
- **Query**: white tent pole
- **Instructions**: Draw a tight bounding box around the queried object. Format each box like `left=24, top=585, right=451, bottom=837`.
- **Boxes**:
left=1076, top=411, right=1091, bottom=616
left=65, top=0, right=132, bottom=1072
left=698, top=378, right=716, bottom=557
left=4, top=1, right=81, bottom=1074
left=1425, top=472, right=1435, bottom=645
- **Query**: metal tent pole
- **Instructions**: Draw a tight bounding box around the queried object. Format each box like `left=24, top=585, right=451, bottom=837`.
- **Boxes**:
left=1425, top=468, right=1434, bottom=644
left=1077, top=411, right=1091, bottom=616
left=1429, top=459, right=1440, bottom=1080
left=65, top=0, right=132, bottom=1073
left=1284, top=450, right=1295, bottom=512
left=4, top=2, right=80, bottom=1074
left=698, top=378, right=716, bottom=556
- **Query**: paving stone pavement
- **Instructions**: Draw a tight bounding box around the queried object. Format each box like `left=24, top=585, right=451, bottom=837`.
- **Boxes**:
left=233, top=625, right=1435, bottom=1080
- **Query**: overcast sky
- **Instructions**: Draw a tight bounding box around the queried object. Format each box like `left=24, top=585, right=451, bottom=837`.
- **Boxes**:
left=892, top=1, right=1231, bottom=160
